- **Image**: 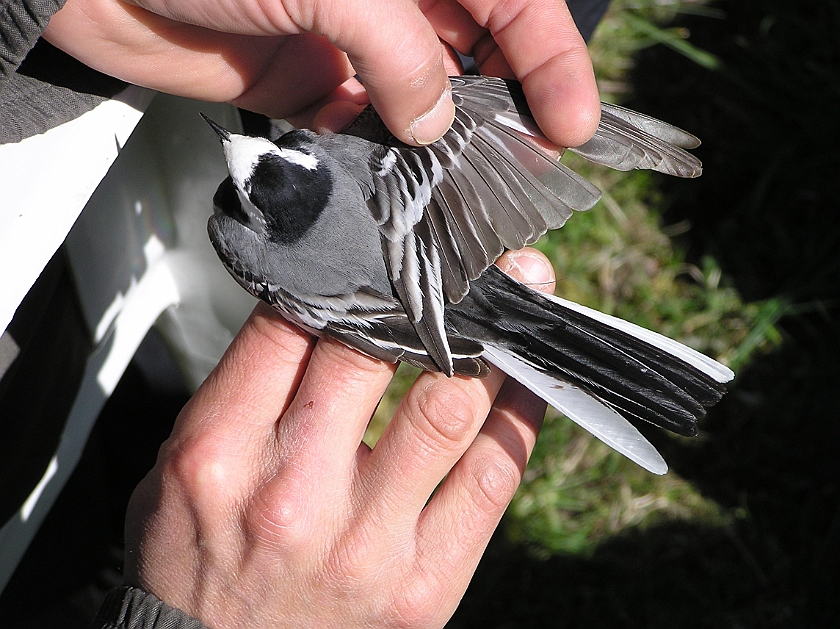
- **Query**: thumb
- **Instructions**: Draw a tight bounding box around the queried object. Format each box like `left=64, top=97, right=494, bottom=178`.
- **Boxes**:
left=287, top=0, right=454, bottom=145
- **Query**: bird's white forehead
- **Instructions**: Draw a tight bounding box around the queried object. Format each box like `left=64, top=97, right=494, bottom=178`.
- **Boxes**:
left=224, top=134, right=318, bottom=188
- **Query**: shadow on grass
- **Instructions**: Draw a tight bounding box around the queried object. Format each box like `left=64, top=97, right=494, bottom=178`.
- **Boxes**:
left=451, top=1, right=840, bottom=626
left=627, top=0, right=840, bottom=304
left=454, top=522, right=791, bottom=628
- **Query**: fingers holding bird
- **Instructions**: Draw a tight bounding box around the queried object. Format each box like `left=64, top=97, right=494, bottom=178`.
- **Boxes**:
left=357, top=249, right=554, bottom=531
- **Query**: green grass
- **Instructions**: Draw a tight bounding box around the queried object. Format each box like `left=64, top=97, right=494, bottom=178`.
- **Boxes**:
left=589, top=0, right=726, bottom=101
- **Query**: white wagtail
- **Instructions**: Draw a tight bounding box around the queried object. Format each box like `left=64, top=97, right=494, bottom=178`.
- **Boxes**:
left=202, top=75, right=733, bottom=475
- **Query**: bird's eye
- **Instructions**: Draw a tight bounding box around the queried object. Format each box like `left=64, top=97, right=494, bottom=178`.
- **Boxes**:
left=213, top=176, right=250, bottom=226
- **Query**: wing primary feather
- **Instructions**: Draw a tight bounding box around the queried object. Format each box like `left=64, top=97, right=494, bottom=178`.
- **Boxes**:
left=444, top=163, right=505, bottom=258
left=477, top=123, right=602, bottom=214
left=458, top=146, right=539, bottom=247
left=466, top=135, right=552, bottom=233
left=600, top=102, right=701, bottom=149
left=572, top=105, right=702, bottom=177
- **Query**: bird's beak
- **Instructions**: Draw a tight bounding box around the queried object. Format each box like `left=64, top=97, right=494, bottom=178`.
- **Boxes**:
left=200, top=113, right=231, bottom=142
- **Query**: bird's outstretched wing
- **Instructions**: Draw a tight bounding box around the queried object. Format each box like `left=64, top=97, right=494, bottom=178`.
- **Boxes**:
left=342, top=75, right=701, bottom=375
left=570, top=102, right=702, bottom=177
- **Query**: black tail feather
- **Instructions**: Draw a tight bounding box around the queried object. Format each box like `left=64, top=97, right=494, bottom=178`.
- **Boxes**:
left=447, top=266, right=729, bottom=436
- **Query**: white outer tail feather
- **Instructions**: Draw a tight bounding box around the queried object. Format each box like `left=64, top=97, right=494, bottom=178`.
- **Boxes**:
left=483, top=346, right=669, bottom=475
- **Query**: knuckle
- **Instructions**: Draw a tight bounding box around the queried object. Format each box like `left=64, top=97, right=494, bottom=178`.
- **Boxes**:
left=387, top=573, right=441, bottom=629
left=402, top=47, right=444, bottom=92
left=484, top=0, right=527, bottom=31
left=409, top=381, right=480, bottom=452
left=318, top=530, right=402, bottom=605
left=324, top=536, right=377, bottom=592
left=160, top=435, right=233, bottom=503
left=248, top=471, right=312, bottom=550
left=468, top=452, right=520, bottom=513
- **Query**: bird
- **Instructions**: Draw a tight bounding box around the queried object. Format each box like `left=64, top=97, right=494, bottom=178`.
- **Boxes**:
left=201, top=75, right=733, bottom=475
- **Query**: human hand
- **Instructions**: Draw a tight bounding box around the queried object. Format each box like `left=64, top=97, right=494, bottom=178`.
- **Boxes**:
left=123, top=248, right=555, bottom=629
left=43, top=0, right=599, bottom=146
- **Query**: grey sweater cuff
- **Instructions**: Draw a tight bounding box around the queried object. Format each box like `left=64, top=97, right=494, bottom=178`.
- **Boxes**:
left=0, top=0, right=129, bottom=145
left=89, top=586, right=210, bottom=629
left=0, top=0, right=65, bottom=82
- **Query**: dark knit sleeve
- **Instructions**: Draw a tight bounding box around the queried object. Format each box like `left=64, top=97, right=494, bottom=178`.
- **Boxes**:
left=0, top=0, right=129, bottom=144
left=0, top=0, right=65, bottom=83
left=88, top=586, right=211, bottom=629
left=566, top=0, right=612, bottom=42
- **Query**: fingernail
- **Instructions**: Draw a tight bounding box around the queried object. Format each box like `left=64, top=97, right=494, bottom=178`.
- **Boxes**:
left=408, top=86, right=455, bottom=145
left=502, top=251, right=555, bottom=288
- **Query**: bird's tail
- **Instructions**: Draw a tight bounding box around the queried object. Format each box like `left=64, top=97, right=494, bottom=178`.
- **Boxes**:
left=446, top=266, right=734, bottom=474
